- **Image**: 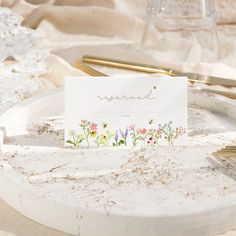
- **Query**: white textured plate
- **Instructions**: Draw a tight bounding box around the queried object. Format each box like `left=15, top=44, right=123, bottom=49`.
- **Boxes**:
left=0, top=88, right=236, bottom=236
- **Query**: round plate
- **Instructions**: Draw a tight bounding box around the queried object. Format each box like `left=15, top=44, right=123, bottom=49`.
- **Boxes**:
left=0, top=88, right=236, bottom=236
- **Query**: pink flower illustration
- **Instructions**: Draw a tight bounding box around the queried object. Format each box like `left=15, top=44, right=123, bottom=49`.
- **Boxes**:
left=81, top=119, right=88, bottom=124
left=90, top=123, right=97, bottom=132
left=156, top=129, right=162, bottom=135
left=129, top=124, right=135, bottom=131
left=148, top=129, right=153, bottom=133
left=138, top=128, right=147, bottom=135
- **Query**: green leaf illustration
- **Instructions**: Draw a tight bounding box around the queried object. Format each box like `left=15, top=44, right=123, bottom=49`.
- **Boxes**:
left=66, top=140, right=76, bottom=147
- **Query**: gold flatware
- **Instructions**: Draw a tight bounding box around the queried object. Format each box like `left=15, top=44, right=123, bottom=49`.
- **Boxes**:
left=82, top=56, right=210, bottom=85
left=75, top=60, right=236, bottom=100
left=213, top=146, right=236, bottom=158
left=188, top=79, right=211, bottom=85
left=75, top=61, right=107, bottom=77
left=215, top=153, right=236, bottom=158
left=81, top=57, right=212, bottom=85
left=82, top=55, right=236, bottom=88
left=83, top=55, right=174, bottom=76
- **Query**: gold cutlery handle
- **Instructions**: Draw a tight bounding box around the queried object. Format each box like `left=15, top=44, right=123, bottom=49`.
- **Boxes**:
left=83, top=55, right=173, bottom=76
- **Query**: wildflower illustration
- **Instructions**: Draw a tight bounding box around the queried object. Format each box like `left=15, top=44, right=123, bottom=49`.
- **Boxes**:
left=173, top=127, right=186, bottom=142
left=119, top=128, right=129, bottom=146
left=66, top=119, right=186, bottom=148
left=146, top=128, right=162, bottom=146
left=66, top=130, right=84, bottom=147
left=113, top=128, right=129, bottom=146
left=94, top=124, right=114, bottom=147
left=80, top=120, right=98, bottom=147
left=94, top=134, right=107, bottom=147
left=129, top=125, right=147, bottom=146
left=113, top=130, right=123, bottom=147
left=158, top=121, right=186, bottom=146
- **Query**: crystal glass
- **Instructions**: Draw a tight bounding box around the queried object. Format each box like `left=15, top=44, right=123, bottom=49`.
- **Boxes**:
left=142, top=0, right=219, bottom=63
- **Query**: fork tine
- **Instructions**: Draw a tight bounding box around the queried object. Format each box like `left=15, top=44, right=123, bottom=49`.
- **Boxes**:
left=75, top=61, right=107, bottom=77
left=81, top=63, right=107, bottom=77
left=76, top=62, right=102, bottom=76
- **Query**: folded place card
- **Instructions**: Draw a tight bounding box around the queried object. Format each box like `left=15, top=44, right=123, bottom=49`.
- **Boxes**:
left=65, top=75, right=187, bottom=148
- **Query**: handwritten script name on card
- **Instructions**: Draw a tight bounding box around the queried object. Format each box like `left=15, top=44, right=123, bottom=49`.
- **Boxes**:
left=97, top=86, right=157, bottom=102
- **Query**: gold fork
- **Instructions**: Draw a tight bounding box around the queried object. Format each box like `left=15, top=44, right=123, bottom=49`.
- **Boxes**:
left=213, top=146, right=236, bottom=158
left=75, top=61, right=107, bottom=77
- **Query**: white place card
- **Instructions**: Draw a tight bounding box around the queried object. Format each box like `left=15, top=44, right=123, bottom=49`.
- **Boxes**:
left=65, top=75, right=187, bottom=148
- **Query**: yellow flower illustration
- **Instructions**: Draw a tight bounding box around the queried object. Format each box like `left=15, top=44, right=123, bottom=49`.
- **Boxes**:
left=100, top=134, right=107, bottom=144
left=90, top=131, right=97, bottom=137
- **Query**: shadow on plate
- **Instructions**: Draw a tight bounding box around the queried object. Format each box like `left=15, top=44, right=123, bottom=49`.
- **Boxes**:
left=5, top=128, right=64, bottom=148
